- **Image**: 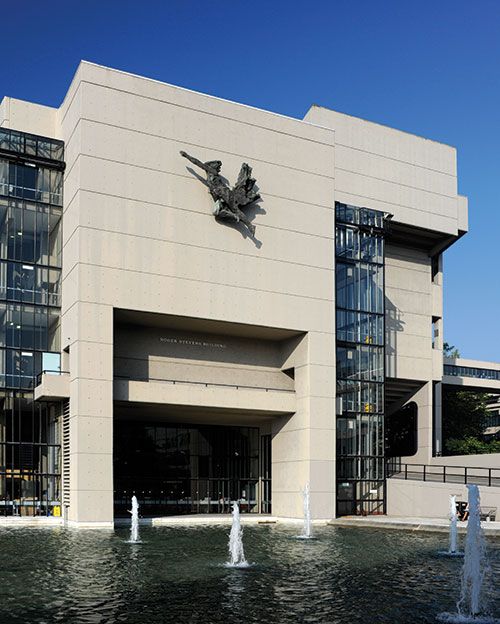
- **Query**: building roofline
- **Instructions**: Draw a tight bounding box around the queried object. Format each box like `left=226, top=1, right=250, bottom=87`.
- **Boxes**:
left=306, top=103, right=457, bottom=151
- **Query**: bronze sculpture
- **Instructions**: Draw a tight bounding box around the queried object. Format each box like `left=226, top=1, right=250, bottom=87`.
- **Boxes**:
left=180, top=151, right=260, bottom=236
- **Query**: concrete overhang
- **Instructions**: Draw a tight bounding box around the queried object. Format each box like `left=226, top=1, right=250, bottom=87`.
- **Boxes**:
left=114, top=379, right=296, bottom=417
left=386, top=221, right=466, bottom=255
left=34, top=372, right=70, bottom=401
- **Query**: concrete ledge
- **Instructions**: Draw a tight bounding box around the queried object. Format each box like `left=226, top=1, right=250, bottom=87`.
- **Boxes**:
left=0, top=517, right=63, bottom=527
left=328, top=515, right=500, bottom=536
left=65, top=520, right=114, bottom=530
left=113, top=514, right=331, bottom=527
left=114, top=379, right=296, bottom=415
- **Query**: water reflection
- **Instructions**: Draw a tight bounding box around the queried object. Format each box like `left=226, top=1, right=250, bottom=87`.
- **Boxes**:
left=0, top=525, right=497, bottom=623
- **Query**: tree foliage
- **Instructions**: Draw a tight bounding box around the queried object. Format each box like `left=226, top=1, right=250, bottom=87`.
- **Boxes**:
left=443, top=342, right=460, bottom=358
left=442, top=390, right=490, bottom=455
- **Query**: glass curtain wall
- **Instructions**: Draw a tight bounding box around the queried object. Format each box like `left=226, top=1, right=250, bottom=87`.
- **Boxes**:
left=335, top=202, right=387, bottom=516
left=0, top=129, right=63, bottom=516
left=114, top=422, right=270, bottom=516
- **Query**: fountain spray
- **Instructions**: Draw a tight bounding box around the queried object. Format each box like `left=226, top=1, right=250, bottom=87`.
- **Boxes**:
left=302, top=482, right=312, bottom=539
left=128, top=495, right=140, bottom=543
left=227, top=501, right=248, bottom=568
left=458, top=484, right=486, bottom=619
left=449, top=494, right=458, bottom=554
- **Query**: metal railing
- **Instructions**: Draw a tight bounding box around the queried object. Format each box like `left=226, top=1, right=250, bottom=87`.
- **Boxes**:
left=114, top=374, right=295, bottom=394
left=386, top=458, right=500, bottom=488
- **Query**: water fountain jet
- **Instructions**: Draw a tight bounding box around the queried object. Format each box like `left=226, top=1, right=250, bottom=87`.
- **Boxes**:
left=296, top=482, right=314, bottom=539
left=127, top=495, right=140, bottom=543
left=225, top=502, right=249, bottom=568
left=438, top=495, right=463, bottom=557
left=438, top=484, right=499, bottom=623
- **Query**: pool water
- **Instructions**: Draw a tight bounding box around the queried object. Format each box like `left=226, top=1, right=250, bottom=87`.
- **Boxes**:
left=0, top=524, right=499, bottom=623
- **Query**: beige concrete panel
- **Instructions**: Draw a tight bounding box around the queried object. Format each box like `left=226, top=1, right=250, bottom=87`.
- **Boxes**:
left=386, top=354, right=432, bottom=382
left=68, top=489, right=114, bottom=524
left=78, top=153, right=334, bottom=210
left=273, top=397, right=334, bottom=433
left=309, top=428, right=336, bottom=461
left=310, top=459, right=336, bottom=493
left=386, top=333, right=431, bottom=359
left=457, top=195, right=468, bottom=232
left=385, top=310, right=434, bottom=339
left=387, top=479, right=500, bottom=518
left=78, top=104, right=335, bottom=179
left=386, top=265, right=431, bottom=295
left=271, top=429, right=310, bottom=463
left=77, top=188, right=334, bottom=242
left=34, top=373, right=70, bottom=401
left=119, top=359, right=292, bottom=391
left=334, top=144, right=457, bottom=196
left=271, top=492, right=303, bottom=518
left=272, top=459, right=309, bottom=492
left=77, top=229, right=334, bottom=299
left=115, top=379, right=296, bottom=414
left=306, top=332, right=336, bottom=366
left=69, top=415, right=113, bottom=454
left=115, top=325, right=286, bottom=367
left=61, top=227, right=80, bottom=280
left=335, top=169, right=459, bottom=220
left=386, top=253, right=430, bottom=273
left=310, top=491, right=336, bottom=519
left=386, top=289, right=431, bottom=316
left=62, top=120, right=83, bottom=183
left=431, top=283, right=443, bottom=318
left=432, top=350, right=443, bottom=381
left=304, top=106, right=456, bottom=176
left=63, top=302, right=113, bottom=346
left=62, top=160, right=81, bottom=219
left=69, top=452, right=113, bottom=491
left=78, top=63, right=335, bottom=147
left=70, top=341, right=113, bottom=381
left=0, top=97, right=57, bottom=137
left=74, top=194, right=335, bottom=271
left=76, top=264, right=333, bottom=333
left=295, top=365, right=335, bottom=399
left=69, top=379, right=113, bottom=418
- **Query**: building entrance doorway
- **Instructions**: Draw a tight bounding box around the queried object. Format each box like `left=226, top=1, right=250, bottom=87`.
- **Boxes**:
left=114, top=420, right=271, bottom=517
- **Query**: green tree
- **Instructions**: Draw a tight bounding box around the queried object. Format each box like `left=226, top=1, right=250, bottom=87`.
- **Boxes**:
left=443, top=342, right=460, bottom=358
left=442, top=390, right=490, bottom=455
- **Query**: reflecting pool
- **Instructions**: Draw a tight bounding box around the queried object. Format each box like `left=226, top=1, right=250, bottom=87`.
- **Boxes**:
left=0, top=524, right=499, bottom=623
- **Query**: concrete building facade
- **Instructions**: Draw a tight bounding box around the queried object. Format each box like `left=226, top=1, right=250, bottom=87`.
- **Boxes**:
left=0, top=61, right=485, bottom=527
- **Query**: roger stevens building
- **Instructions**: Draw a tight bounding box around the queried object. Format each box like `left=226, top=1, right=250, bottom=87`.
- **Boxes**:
left=0, top=61, right=498, bottom=527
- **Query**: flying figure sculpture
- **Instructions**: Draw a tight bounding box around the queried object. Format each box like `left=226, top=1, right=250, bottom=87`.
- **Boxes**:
left=180, top=151, right=261, bottom=236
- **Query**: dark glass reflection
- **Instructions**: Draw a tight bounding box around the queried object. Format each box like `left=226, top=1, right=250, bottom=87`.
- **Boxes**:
left=114, top=422, right=271, bottom=516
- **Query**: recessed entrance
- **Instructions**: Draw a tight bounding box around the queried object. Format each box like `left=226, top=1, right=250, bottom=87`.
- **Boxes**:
left=113, top=419, right=271, bottom=517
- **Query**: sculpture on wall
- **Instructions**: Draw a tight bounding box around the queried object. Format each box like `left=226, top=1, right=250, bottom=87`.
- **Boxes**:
left=180, top=151, right=261, bottom=236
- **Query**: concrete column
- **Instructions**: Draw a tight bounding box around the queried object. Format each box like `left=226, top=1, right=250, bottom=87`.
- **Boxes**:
left=66, top=302, right=114, bottom=527
left=271, top=332, right=336, bottom=520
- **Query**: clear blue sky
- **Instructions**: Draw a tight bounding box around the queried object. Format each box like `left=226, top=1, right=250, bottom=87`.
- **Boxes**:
left=1, top=1, right=498, bottom=361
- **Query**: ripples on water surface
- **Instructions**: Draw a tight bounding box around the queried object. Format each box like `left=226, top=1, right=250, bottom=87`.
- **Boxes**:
left=0, top=525, right=499, bottom=623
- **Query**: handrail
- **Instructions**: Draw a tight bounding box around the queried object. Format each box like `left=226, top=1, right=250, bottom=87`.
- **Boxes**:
left=114, top=374, right=295, bottom=394
left=386, top=458, right=500, bottom=488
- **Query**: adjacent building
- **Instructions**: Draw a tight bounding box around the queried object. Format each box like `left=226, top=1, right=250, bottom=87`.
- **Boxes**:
left=0, top=61, right=493, bottom=527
